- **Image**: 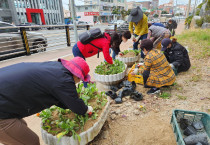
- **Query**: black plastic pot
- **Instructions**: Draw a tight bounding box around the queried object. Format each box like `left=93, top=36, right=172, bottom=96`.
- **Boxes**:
left=110, top=86, right=119, bottom=92
left=184, top=126, right=197, bottom=136
left=130, top=91, right=143, bottom=101
left=192, top=121, right=204, bottom=130
left=184, top=133, right=209, bottom=145
left=105, top=91, right=117, bottom=99
left=115, top=97, right=122, bottom=104
left=179, top=118, right=189, bottom=130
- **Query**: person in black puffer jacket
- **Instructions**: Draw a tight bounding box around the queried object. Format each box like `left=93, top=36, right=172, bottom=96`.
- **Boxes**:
left=161, top=38, right=191, bottom=74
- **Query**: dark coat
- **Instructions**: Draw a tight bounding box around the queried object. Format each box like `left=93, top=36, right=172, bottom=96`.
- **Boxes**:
left=0, top=61, right=88, bottom=119
left=164, top=42, right=191, bottom=73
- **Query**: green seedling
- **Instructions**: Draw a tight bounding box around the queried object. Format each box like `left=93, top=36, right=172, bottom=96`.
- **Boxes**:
left=95, top=59, right=125, bottom=75
left=159, top=92, right=171, bottom=99
left=39, top=83, right=107, bottom=142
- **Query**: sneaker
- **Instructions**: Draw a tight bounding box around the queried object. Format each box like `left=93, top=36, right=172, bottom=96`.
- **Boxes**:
left=147, top=88, right=160, bottom=95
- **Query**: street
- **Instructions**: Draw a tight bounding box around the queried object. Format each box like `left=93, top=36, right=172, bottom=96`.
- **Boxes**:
left=38, top=25, right=108, bottom=51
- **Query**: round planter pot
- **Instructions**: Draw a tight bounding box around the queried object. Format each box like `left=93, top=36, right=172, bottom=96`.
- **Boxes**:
left=41, top=98, right=110, bottom=145
left=94, top=64, right=127, bottom=86
left=116, top=55, right=140, bottom=67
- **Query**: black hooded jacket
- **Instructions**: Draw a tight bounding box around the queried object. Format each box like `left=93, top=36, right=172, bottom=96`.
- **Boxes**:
left=164, top=42, right=191, bottom=73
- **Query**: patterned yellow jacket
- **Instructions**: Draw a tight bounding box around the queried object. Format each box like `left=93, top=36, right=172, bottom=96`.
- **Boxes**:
left=144, top=49, right=176, bottom=88
left=129, top=14, right=148, bottom=36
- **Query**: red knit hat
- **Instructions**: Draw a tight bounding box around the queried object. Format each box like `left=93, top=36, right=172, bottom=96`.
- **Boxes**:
left=58, top=57, right=91, bottom=82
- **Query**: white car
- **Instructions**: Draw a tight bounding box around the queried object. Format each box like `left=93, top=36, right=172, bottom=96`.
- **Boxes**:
left=113, top=20, right=125, bottom=25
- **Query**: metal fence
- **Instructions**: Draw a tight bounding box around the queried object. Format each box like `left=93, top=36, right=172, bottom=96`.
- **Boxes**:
left=0, top=23, right=127, bottom=61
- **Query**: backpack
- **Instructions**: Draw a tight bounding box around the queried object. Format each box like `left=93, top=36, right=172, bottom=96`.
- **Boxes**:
left=79, top=28, right=105, bottom=58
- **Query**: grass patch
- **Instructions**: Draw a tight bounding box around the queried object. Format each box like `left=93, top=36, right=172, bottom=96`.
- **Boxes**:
left=159, top=92, right=171, bottom=99
left=173, top=82, right=183, bottom=91
left=176, top=95, right=187, bottom=100
left=191, top=66, right=197, bottom=69
left=176, top=29, right=210, bottom=59
left=190, top=74, right=202, bottom=82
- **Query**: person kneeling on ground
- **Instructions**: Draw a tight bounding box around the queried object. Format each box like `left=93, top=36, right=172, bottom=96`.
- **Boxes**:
left=140, top=39, right=176, bottom=94
left=147, top=25, right=171, bottom=49
left=110, top=31, right=131, bottom=59
left=0, top=57, right=93, bottom=145
left=161, top=38, right=191, bottom=74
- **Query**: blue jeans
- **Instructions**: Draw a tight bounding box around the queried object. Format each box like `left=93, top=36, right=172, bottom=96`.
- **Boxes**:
left=72, top=44, right=85, bottom=60
left=72, top=43, right=88, bottom=88
left=133, top=33, right=148, bottom=58
left=109, top=48, right=116, bottom=60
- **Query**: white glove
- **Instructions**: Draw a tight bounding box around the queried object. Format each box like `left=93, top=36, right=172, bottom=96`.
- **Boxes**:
left=86, top=106, right=93, bottom=114
left=136, top=35, right=141, bottom=41
left=131, top=35, right=135, bottom=40
left=170, top=64, right=175, bottom=69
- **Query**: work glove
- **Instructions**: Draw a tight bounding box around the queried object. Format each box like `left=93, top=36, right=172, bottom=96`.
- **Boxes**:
left=86, top=106, right=93, bottom=116
left=170, top=63, right=175, bottom=69
left=131, top=35, right=135, bottom=40
left=136, top=35, right=141, bottom=41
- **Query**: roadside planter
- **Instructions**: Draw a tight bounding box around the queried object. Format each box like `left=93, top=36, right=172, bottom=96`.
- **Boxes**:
left=116, top=50, right=140, bottom=67
left=93, top=60, right=127, bottom=86
left=39, top=83, right=110, bottom=145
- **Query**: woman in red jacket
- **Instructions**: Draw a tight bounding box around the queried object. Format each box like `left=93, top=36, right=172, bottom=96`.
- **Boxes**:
left=72, top=32, right=121, bottom=64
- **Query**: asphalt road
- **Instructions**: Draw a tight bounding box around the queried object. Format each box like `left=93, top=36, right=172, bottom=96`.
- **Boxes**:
left=38, top=25, right=109, bottom=51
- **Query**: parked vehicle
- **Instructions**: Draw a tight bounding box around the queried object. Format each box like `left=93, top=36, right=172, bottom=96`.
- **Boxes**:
left=47, top=22, right=65, bottom=30
left=69, top=21, right=89, bottom=30
left=0, top=21, right=47, bottom=60
left=113, top=20, right=125, bottom=25
left=17, top=23, right=41, bottom=31
left=104, top=23, right=129, bottom=35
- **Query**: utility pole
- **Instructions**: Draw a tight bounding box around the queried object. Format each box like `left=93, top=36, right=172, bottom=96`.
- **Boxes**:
left=193, top=0, right=197, bottom=16
left=70, top=0, right=78, bottom=42
left=186, top=0, right=192, bottom=18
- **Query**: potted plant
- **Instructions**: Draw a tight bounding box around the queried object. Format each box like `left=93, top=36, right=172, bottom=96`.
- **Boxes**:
left=93, top=60, right=127, bottom=85
left=116, top=50, right=140, bottom=67
left=39, top=83, right=110, bottom=145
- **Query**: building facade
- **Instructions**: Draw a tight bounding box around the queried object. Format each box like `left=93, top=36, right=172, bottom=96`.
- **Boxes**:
left=0, top=0, right=64, bottom=25
left=77, top=0, right=127, bottom=23
left=127, top=1, right=142, bottom=10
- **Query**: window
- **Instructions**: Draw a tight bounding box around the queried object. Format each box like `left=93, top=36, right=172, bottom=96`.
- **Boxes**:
left=85, top=7, right=88, bottom=10
left=0, top=0, right=9, bottom=9
left=78, top=7, right=80, bottom=11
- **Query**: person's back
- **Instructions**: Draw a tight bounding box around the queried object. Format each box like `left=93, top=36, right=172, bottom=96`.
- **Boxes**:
left=0, top=61, right=77, bottom=119
left=149, top=25, right=167, bottom=38
left=144, top=49, right=176, bottom=88
left=152, top=22, right=165, bottom=28
left=165, top=41, right=191, bottom=73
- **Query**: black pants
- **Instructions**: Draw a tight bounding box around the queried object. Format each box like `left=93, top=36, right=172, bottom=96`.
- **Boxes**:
left=143, top=70, right=153, bottom=88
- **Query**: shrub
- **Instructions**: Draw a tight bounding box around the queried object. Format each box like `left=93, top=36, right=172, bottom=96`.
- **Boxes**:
left=205, top=0, right=210, bottom=11
left=204, top=15, right=210, bottom=22
left=196, top=18, right=204, bottom=27
left=195, top=9, right=200, bottom=16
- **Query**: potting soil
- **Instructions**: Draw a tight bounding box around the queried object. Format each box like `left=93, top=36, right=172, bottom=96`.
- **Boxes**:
left=121, top=51, right=136, bottom=58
